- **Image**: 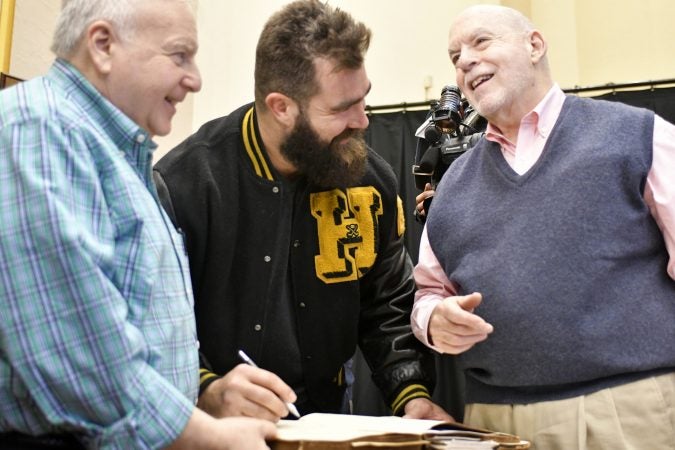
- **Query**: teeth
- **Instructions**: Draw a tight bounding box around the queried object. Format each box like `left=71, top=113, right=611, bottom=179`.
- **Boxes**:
left=472, top=75, right=492, bottom=89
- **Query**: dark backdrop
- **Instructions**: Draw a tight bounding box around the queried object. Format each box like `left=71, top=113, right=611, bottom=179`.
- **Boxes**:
left=351, top=85, right=675, bottom=419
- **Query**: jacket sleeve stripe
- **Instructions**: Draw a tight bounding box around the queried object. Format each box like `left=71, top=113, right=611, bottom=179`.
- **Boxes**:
left=391, top=384, right=431, bottom=415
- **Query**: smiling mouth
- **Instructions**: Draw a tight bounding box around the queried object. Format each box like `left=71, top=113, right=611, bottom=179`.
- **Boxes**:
left=471, top=74, right=493, bottom=90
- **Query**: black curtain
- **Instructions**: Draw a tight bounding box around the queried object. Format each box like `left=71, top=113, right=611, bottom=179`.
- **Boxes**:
left=364, top=110, right=429, bottom=261
left=351, top=85, right=675, bottom=419
left=593, top=85, right=675, bottom=123
left=352, top=108, right=466, bottom=419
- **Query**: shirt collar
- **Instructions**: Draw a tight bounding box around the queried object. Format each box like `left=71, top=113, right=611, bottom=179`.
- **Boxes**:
left=530, top=83, right=566, bottom=139
left=485, top=84, right=566, bottom=146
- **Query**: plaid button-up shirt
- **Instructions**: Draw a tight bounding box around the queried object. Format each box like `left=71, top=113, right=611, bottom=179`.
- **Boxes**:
left=0, top=59, right=198, bottom=449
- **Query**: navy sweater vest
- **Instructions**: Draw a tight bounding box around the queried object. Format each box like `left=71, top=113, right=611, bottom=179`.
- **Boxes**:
left=426, top=95, right=675, bottom=404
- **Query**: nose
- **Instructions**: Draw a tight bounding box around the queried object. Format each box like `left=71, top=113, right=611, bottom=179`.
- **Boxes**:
left=183, top=63, right=202, bottom=93
left=455, top=46, right=477, bottom=73
left=349, top=100, right=369, bottom=129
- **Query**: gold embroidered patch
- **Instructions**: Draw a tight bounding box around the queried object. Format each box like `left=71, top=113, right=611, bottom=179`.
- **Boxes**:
left=311, top=187, right=383, bottom=283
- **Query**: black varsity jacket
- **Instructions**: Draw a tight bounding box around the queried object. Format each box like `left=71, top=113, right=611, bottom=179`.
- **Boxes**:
left=153, top=103, right=434, bottom=414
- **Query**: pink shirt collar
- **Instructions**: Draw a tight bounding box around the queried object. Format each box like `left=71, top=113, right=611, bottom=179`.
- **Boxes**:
left=485, top=84, right=566, bottom=150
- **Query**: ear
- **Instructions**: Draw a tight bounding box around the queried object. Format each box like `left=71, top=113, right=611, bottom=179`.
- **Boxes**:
left=265, top=92, right=299, bottom=128
left=86, top=20, right=116, bottom=74
left=528, top=30, right=547, bottom=64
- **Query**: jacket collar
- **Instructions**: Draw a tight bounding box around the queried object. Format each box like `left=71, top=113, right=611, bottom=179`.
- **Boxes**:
left=241, top=106, right=275, bottom=181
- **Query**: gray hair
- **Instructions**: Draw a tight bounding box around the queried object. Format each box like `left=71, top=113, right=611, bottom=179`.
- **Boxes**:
left=50, top=0, right=195, bottom=58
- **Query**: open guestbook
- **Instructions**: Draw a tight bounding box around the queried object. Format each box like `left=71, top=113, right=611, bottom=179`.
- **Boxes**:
left=271, top=413, right=531, bottom=450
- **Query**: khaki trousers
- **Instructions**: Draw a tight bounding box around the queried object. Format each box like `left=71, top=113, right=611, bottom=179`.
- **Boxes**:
left=464, top=372, right=675, bottom=450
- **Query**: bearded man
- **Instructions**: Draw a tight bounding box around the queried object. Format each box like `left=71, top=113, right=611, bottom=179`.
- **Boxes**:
left=153, top=0, right=450, bottom=423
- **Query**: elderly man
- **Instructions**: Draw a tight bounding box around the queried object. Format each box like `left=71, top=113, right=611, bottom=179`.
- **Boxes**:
left=412, top=5, right=675, bottom=449
left=0, top=1, right=274, bottom=449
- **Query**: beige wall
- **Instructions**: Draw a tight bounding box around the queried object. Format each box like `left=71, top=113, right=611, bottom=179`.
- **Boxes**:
left=9, top=0, right=57, bottom=80
left=7, top=0, right=675, bottom=160
left=574, top=0, right=675, bottom=87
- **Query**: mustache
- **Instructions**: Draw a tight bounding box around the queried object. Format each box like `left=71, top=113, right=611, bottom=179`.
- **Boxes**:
left=332, top=128, right=364, bottom=144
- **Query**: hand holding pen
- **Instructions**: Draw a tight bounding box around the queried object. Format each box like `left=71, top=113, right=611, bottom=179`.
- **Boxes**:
left=196, top=351, right=299, bottom=421
left=238, top=350, right=301, bottom=418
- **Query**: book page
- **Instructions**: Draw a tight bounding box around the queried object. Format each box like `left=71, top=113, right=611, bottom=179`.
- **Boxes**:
left=275, top=413, right=446, bottom=442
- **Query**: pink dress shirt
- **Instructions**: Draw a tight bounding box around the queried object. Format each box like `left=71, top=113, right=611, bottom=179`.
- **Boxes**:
left=412, top=85, right=675, bottom=349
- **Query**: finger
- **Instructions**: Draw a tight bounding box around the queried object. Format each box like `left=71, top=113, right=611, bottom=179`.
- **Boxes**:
left=433, top=337, right=486, bottom=354
left=434, top=329, right=490, bottom=347
left=239, top=398, right=284, bottom=422
left=456, top=292, right=483, bottom=312
left=418, top=190, right=434, bottom=201
left=443, top=295, right=493, bottom=332
left=223, top=367, right=290, bottom=419
left=240, top=365, right=297, bottom=403
left=432, top=304, right=493, bottom=335
left=430, top=319, right=491, bottom=342
left=237, top=385, right=288, bottom=420
left=259, top=420, right=277, bottom=439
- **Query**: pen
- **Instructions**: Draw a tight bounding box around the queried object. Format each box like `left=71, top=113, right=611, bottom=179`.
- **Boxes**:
left=237, top=349, right=301, bottom=418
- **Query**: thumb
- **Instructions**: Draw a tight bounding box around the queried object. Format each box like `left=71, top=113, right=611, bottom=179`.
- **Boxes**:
left=456, top=292, right=482, bottom=312
left=260, top=420, right=277, bottom=439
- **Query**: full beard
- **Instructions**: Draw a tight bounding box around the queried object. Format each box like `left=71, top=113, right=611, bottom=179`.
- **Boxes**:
left=280, top=113, right=368, bottom=189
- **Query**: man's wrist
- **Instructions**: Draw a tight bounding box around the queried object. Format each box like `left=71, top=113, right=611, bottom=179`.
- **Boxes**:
left=199, top=368, right=222, bottom=397
left=390, top=384, right=431, bottom=416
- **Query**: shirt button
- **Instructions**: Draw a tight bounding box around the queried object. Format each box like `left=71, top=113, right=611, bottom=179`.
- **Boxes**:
left=136, top=134, right=146, bottom=143
left=254, top=324, right=262, bottom=331
left=264, top=255, right=271, bottom=262
left=299, top=302, right=306, bottom=308
left=272, top=186, right=280, bottom=193
left=196, top=340, right=200, bottom=349
left=293, top=240, right=301, bottom=248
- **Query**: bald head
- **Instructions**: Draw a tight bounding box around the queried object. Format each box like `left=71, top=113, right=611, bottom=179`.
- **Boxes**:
left=451, top=5, right=535, bottom=37
left=447, top=5, right=553, bottom=136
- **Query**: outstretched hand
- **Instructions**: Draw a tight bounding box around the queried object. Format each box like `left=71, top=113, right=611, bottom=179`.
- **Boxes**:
left=428, top=292, right=493, bottom=354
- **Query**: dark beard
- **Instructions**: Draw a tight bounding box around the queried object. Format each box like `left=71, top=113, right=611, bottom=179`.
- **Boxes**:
left=280, top=112, right=367, bottom=189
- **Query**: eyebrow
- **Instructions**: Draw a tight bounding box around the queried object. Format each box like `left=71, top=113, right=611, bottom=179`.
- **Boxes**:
left=449, top=27, right=495, bottom=51
left=163, top=38, right=198, bottom=54
left=334, top=82, right=372, bottom=111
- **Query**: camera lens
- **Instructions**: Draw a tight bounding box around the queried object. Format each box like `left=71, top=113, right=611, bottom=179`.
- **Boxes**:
left=433, top=85, right=462, bottom=133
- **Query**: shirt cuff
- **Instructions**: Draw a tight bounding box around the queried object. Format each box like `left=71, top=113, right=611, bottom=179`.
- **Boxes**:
left=411, top=294, right=444, bottom=351
left=94, top=367, right=195, bottom=449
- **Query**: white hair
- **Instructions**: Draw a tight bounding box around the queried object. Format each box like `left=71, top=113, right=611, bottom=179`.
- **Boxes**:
left=50, top=0, right=195, bottom=58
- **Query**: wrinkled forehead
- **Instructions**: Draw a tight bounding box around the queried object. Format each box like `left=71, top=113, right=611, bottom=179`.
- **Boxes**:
left=449, top=7, right=524, bottom=45
left=448, top=15, right=488, bottom=49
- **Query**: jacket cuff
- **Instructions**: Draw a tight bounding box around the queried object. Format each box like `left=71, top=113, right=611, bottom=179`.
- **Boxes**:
left=390, top=384, right=431, bottom=416
left=198, top=367, right=222, bottom=397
